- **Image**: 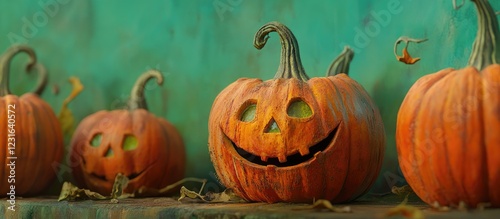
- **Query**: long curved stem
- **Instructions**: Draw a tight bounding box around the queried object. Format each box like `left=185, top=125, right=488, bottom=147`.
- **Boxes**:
left=326, top=46, right=354, bottom=76
left=467, top=0, right=500, bottom=70
left=30, top=63, right=48, bottom=95
left=127, top=69, right=163, bottom=111
left=254, top=22, right=309, bottom=81
left=0, top=45, right=37, bottom=96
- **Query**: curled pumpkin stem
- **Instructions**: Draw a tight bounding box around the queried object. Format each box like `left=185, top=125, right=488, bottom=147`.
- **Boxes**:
left=128, top=69, right=163, bottom=111
left=0, top=45, right=40, bottom=96
left=254, top=21, right=309, bottom=81
left=30, top=63, right=48, bottom=95
left=326, top=46, right=354, bottom=76
left=394, top=36, right=428, bottom=65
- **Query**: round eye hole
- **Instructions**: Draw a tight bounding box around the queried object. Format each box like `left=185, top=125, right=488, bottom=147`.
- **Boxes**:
left=287, top=99, right=313, bottom=118
left=240, top=102, right=257, bottom=122
left=122, top=134, right=138, bottom=151
left=90, top=133, right=102, bottom=147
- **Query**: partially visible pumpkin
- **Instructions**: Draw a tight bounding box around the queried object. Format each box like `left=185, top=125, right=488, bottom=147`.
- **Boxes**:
left=70, top=70, right=185, bottom=195
left=0, top=45, right=63, bottom=196
left=208, top=22, right=385, bottom=203
left=396, top=0, right=500, bottom=208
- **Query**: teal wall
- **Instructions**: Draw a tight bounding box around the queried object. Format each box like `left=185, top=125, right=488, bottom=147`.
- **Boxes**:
left=1, top=0, right=495, bottom=194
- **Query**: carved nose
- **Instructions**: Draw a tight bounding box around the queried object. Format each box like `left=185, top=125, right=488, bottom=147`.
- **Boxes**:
left=104, top=145, right=114, bottom=158
left=265, top=118, right=281, bottom=133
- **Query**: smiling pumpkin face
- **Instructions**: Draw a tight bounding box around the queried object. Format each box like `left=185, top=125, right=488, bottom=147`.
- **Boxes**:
left=208, top=22, right=385, bottom=203
left=222, top=77, right=340, bottom=166
left=70, top=71, right=185, bottom=196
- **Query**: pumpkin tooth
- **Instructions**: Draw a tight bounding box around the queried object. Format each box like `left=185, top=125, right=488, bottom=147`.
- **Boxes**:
left=260, top=155, right=268, bottom=162
left=278, top=155, right=287, bottom=163
left=314, top=151, right=323, bottom=159
left=299, top=148, right=310, bottom=156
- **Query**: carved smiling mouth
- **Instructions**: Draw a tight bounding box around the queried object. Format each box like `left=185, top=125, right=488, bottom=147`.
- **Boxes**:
left=81, top=158, right=152, bottom=181
left=90, top=169, right=147, bottom=181
left=228, top=123, right=340, bottom=167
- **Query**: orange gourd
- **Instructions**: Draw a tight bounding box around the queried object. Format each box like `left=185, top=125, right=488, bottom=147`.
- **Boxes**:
left=396, top=0, right=500, bottom=208
left=0, top=45, right=63, bottom=196
left=208, top=22, right=385, bottom=203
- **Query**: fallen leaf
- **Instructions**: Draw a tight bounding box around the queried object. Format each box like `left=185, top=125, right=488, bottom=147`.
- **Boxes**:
left=384, top=194, right=424, bottom=219
left=111, top=173, right=129, bottom=199
left=134, top=177, right=207, bottom=197
left=177, top=180, right=244, bottom=203
left=178, top=186, right=203, bottom=201
left=58, top=182, right=106, bottom=201
left=203, top=189, right=244, bottom=203
left=292, top=199, right=352, bottom=213
left=58, top=174, right=127, bottom=202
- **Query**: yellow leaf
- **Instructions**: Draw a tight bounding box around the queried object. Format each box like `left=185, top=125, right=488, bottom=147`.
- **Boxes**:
left=293, top=199, right=352, bottom=213
left=58, top=77, right=83, bottom=138
left=384, top=194, right=425, bottom=219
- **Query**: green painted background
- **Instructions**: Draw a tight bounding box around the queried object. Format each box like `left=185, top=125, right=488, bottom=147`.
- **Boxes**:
left=1, top=0, right=495, bottom=195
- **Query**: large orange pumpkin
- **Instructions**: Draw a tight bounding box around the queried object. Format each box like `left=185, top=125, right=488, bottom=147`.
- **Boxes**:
left=0, top=45, right=63, bottom=196
left=70, top=70, right=185, bottom=195
left=396, top=0, right=500, bottom=208
left=208, top=22, right=385, bottom=203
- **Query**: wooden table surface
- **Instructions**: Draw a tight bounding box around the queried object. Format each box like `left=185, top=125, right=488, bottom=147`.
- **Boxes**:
left=2, top=194, right=499, bottom=218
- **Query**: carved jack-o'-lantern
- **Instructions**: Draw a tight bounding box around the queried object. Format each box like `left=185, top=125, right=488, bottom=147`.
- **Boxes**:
left=208, top=22, right=385, bottom=203
left=70, top=70, right=185, bottom=195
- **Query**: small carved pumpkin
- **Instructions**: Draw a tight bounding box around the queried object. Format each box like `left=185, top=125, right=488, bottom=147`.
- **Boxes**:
left=396, top=0, right=500, bottom=208
left=70, top=70, right=185, bottom=195
left=0, top=45, right=63, bottom=196
left=208, top=22, right=385, bottom=203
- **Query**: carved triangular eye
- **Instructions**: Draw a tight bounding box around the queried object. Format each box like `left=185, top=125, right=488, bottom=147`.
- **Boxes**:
left=240, top=101, right=257, bottom=122
left=287, top=99, right=313, bottom=118
left=122, top=135, right=138, bottom=151
left=90, top=133, right=102, bottom=147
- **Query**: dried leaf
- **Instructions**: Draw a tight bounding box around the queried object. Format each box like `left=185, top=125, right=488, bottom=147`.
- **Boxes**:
left=135, top=177, right=207, bottom=197
left=58, top=77, right=84, bottom=138
left=111, top=173, right=129, bottom=199
left=292, top=199, right=352, bottom=213
left=384, top=194, right=424, bottom=219
left=178, top=186, right=203, bottom=201
left=177, top=182, right=244, bottom=203
left=58, top=174, right=128, bottom=202
left=397, top=47, right=421, bottom=64
left=393, top=36, right=427, bottom=65
left=203, top=189, right=244, bottom=203
left=58, top=182, right=106, bottom=201
left=391, top=185, right=414, bottom=196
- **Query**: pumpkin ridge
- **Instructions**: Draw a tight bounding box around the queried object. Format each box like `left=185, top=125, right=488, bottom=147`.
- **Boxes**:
left=19, top=96, right=37, bottom=193
left=31, top=94, right=63, bottom=193
left=442, top=71, right=484, bottom=205
left=412, top=69, right=460, bottom=205
left=425, top=78, right=459, bottom=205
left=396, top=70, right=454, bottom=203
